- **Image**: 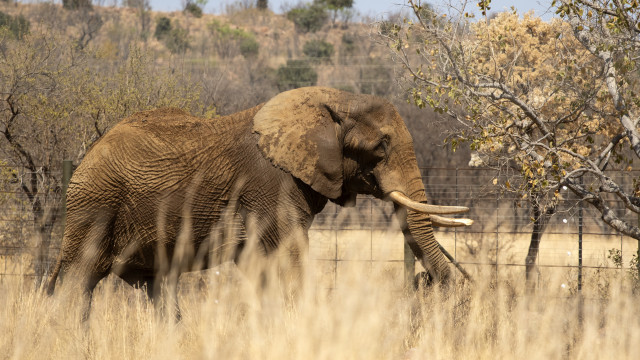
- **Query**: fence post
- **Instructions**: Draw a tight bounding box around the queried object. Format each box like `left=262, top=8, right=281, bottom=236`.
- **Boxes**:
left=62, top=160, right=74, bottom=221
left=637, top=210, right=640, bottom=278
left=495, top=190, right=499, bottom=279
left=578, top=177, right=583, bottom=293
left=455, top=167, right=458, bottom=280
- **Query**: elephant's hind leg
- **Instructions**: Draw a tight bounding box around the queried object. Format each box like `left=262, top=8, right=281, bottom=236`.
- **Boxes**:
left=57, top=208, right=117, bottom=320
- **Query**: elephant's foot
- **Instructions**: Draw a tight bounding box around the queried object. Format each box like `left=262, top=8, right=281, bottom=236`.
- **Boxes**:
left=413, top=271, right=433, bottom=290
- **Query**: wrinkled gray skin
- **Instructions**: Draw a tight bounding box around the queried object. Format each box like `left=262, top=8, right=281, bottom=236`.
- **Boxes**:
left=46, top=87, right=452, bottom=318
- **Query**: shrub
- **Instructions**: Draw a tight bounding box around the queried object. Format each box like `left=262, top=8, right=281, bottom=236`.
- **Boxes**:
left=62, top=0, right=92, bottom=10
left=153, top=17, right=189, bottom=54
left=208, top=20, right=259, bottom=58
left=286, top=4, right=327, bottom=33
left=276, top=59, right=317, bottom=91
left=608, top=248, right=640, bottom=288
left=257, top=0, right=268, bottom=10
left=184, top=3, right=203, bottom=18
left=164, top=27, right=190, bottom=54
left=239, top=35, right=259, bottom=58
left=317, top=0, right=354, bottom=9
left=123, top=0, right=148, bottom=6
left=302, top=39, right=334, bottom=63
left=0, top=12, right=30, bottom=40
left=341, top=33, right=355, bottom=54
left=154, top=16, right=172, bottom=40
left=317, top=0, right=354, bottom=27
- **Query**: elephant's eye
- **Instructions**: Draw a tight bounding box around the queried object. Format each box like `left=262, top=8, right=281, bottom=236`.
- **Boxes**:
left=373, top=136, right=389, bottom=160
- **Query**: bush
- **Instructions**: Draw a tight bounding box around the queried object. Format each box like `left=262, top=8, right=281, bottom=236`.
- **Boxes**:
left=276, top=59, right=317, bottom=91
left=286, top=4, right=327, bottom=33
left=164, top=27, right=190, bottom=54
left=341, top=33, right=355, bottom=53
left=317, top=0, right=354, bottom=9
left=184, top=3, right=203, bottom=18
left=0, top=12, right=30, bottom=40
left=257, top=0, right=268, bottom=10
left=239, top=35, right=259, bottom=58
left=208, top=20, right=259, bottom=58
left=153, top=17, right=189, bottom=54
left=154, top=16, right=172, bottom=40
left=62, top=0, right=92, bottom=10
left=608, top=248, right=640, bottom=288
left=302, top=39, right=334, bottom=63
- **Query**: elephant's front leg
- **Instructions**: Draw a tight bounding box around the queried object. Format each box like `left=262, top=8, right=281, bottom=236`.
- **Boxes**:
left=234, top=209, right=311, bottom=302
left=275, top=228, right=310, bottom=301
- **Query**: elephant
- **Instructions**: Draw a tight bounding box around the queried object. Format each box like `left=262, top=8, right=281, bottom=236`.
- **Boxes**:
left=46, top=86, right=472, bottom=318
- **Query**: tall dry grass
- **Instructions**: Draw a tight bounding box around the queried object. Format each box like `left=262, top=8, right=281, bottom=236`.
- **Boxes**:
left=1, top=255, right=639, bottom=359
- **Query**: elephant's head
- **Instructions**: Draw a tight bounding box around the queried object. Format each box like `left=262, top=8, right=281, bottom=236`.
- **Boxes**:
left=253, top=87, right=471, bottom=283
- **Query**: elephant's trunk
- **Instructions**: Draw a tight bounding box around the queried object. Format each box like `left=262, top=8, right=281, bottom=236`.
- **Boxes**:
left=380, top=146, right=453, bottom=283
left=399, top=174, right=452, bottom=283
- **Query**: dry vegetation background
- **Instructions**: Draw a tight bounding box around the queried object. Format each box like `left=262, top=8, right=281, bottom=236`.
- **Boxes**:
left=1, top=1, right=640, bottom=359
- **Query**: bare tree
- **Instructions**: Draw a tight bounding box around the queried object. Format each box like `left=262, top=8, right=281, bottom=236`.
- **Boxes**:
left=0, top=27, right=205, bottom=283
left=75, top=8, right=104, bottom=50
left=0, top=32, right=89, bottom=283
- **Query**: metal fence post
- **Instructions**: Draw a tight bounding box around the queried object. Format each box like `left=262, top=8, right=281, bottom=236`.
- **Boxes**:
left=637, top=210, right=640, bottom=278
left=578, top=177, right=583, bottom=293
left=455, top=167, right=458, bottom=279
left=496, top=190, right=499, bottom=280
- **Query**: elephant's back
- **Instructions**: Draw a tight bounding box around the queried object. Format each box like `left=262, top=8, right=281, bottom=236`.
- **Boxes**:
left=70, top=106, right=263, bottom=203
left=116, top=107, right=211, bottom=143
left=117, top=106, right=263, bottom=138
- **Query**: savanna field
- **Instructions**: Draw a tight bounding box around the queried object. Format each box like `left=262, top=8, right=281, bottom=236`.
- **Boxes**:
left=2, top=0, right=640, bottom=359
left=2, top=261, right=640, bottom=359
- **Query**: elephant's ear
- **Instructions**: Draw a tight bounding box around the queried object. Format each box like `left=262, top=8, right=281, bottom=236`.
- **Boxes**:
left=253, top=87, right=344, bottom=199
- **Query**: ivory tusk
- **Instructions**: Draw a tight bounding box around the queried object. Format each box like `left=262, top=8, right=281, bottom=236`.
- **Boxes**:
left=388, top=191, right=469, bottom=215
left=430, top=215, right=474, bottom=227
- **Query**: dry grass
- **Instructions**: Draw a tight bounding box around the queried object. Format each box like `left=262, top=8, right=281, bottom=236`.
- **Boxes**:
left=1, top=257, right=639, bottom=360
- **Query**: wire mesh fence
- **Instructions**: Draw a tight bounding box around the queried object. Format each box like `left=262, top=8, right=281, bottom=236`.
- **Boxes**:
left=309, top=167, right=640, bottom=290
left=0, top=165, right=637, bottom=291
left=0, top=165, right=64, bottom=280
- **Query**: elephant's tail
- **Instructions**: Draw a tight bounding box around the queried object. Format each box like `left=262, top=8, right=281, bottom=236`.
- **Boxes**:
left=45, top=255, right=63, bottom=296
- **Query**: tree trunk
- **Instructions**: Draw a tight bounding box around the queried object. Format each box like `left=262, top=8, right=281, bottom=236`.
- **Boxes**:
left=525, top=199, right=555, bottom=290
left=30, top=169, right=63, bottom=286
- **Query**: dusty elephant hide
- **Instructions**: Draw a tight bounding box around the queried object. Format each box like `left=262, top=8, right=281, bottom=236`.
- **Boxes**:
left=46, top=87, right=470, bottom=318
